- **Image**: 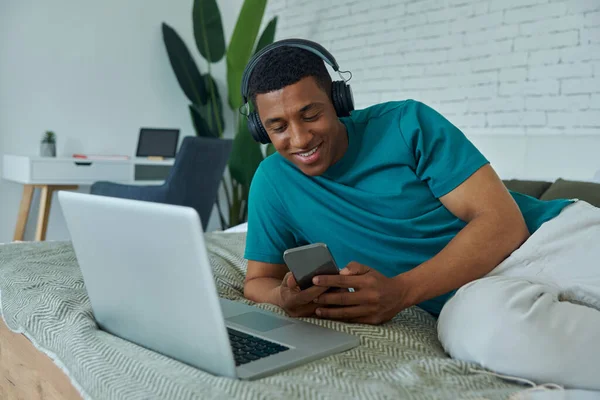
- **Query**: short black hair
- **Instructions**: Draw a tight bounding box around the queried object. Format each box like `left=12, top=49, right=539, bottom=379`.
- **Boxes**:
left=247, top=46, right=332, bottom=110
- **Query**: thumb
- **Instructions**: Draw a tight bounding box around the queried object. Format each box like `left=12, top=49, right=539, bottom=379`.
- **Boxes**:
left=287, top=273, right=300, bottom=291
left=340, top=261, right=370, bottom=275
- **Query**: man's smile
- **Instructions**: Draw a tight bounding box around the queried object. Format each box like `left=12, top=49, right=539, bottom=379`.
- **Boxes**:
left=293, top=142, right=322, bottom=164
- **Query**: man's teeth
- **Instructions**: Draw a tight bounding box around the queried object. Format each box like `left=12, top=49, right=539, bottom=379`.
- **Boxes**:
left=299, top=145, right=319, bottom=157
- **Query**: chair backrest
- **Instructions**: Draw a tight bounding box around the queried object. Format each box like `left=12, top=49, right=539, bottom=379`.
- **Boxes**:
left=165, top=136, right=233, bottom=230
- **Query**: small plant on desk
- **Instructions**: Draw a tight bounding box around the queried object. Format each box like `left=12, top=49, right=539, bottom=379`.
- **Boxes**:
left=40, top=131, right=56, bottom=157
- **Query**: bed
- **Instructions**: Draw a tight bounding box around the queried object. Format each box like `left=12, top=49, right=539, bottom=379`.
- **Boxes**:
left=7, top=171, right=600, bottom=400
left=0, top=229, right=538, bottom=400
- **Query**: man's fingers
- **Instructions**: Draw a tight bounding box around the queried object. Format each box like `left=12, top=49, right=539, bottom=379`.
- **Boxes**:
left=283, top=272, right=300, bottom=292
left=283, top=284, right=329, bottom=308
left=313, top=291, right=363, bottom=306
left=281, top=272, right=291, bottom=288
left=340, top=262, right=370, bottom=276
left=287, top=273, right=299, bottom=287
left=290, top=303, right=319, bottom=317
left=294, top=284, right=329, bottom=303
left=313, top=273, right=361, bottom=288
left=315, top=305, right=373, bottom=320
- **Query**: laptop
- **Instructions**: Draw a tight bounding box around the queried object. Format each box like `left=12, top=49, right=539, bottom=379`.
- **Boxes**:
left=58, top=191, right=360, bottom=380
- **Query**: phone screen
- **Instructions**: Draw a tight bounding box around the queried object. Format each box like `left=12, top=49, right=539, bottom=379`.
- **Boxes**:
left=283, top=243, right=339, bottom=290
left=294, top=259, right=339, bottom=290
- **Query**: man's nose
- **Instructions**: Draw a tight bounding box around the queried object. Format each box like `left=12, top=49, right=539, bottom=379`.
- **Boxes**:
left=288, top=123, right=313, bottom=149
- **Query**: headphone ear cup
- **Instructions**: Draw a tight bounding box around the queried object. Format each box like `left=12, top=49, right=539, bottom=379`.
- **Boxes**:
left=341, top=83, right=354, bottom=116
left=248, top=112, right=271, bottom=144
left=331, top=81, right=354, bottom=117
left=331, top=81, right=343, bottom=117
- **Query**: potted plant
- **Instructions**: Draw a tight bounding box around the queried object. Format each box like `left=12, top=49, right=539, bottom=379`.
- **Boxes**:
left=162, top=0, right=277, bottom=229
left=40, top=131, right=57, bottom=157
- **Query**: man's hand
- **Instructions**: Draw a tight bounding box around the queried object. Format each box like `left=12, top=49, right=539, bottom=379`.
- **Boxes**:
left=277, top=272, right=330, bottom=318
left=311, top=262, right=408, bottom=325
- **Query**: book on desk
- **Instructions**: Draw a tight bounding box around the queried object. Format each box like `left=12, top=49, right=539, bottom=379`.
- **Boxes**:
left=72, top=154, right=130, bottom=161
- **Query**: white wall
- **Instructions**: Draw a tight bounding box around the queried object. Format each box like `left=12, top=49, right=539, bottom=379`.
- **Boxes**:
left=264, top=0, right=600, bottom=181
left=1, top=0, right=599, bottom=243
left=0, top=0, right=243, bottom=243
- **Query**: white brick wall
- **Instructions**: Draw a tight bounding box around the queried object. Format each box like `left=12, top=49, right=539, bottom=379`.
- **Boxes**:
left=262, top=0, right=600, bottom=180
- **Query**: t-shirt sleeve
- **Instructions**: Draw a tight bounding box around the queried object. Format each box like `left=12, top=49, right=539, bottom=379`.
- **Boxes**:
left=398, top=100, right=490, bottom=198
left=243, top=165, right=296, bottom=264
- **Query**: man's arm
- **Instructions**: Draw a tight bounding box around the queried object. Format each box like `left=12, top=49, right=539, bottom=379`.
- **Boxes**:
left=397, top=164, right=530, bottom=307
left=311, top=163, right=530, bottom=324
left=244, top=260, right=288, bottom=307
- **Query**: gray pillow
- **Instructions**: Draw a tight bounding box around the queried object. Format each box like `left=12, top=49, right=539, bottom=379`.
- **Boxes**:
left=540, top=178, right=600, bottom=208
left=503, top=179, right=553, bottom=199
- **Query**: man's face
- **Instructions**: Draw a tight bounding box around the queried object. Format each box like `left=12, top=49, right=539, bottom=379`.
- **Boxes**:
left=254, top=76, right=347, bottom=176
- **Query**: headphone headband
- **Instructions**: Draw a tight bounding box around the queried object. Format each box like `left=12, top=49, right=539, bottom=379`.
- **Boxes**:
left=241, top=38, right=355, bottom=144
left=241, top=38, right=340, bottom=103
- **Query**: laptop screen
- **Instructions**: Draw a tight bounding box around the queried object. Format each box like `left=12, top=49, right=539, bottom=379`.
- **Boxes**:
left=136, top=128, right=180, bottom=158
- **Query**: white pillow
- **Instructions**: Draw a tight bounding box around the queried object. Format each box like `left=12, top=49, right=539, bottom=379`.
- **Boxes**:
left=223, top=222, right=248, bottom=233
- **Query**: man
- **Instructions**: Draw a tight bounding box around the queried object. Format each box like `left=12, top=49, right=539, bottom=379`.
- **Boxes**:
left=241, top=40, right=600, bottom=390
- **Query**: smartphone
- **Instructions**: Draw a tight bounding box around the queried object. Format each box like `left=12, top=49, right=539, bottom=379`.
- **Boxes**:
left=283, top=243, right=340, bottom=291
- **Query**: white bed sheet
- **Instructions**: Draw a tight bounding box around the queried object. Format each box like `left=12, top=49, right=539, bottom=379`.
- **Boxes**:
left=223, top=222, right=248, bottom=233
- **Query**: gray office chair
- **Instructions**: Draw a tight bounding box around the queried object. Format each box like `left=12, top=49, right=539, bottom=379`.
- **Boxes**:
left=91, top=136, right=233, bottom=231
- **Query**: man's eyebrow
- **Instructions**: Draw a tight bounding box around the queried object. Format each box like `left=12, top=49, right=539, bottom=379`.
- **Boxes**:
left=264, top=103, right=325, bottom=126
left=299, top=102, right=324, bottom=113
left=264, top=117, right=283, bottom=127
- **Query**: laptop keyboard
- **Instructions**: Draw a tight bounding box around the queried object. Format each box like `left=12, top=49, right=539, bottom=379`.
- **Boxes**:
left=227, top=328, right=289, bottom=366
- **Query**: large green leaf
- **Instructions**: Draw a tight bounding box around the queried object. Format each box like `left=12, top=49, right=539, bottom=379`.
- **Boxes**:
left=226, top=0, right=267, bottom=109
left=254, top=17, right=278, bottom=55
left=229, top=180, right=244, bottom=227
left=203, top=73, right=225, bottom=136
left=229, top=117, right=264, bottom=190
left=266, top=143, right=277, bottom=157
left=189, top=104, right=218, bottom=137
left=192, top=0, right=226, bottom=63
left=199, top=101, right=221, bottom=137
left=162, top=23, right=207, bottom=106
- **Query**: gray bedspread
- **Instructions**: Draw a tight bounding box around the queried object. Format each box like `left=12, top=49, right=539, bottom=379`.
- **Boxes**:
left=0, top=233, right=524, bottom=399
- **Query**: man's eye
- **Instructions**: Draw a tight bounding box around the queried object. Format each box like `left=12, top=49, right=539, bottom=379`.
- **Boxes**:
left=272, top=125, right=285, bottom=133
left=304, top=114, right=319, bottom=121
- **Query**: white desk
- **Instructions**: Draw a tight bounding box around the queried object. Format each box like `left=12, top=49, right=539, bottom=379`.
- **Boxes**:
left=2, top=155, right=174, bottom=241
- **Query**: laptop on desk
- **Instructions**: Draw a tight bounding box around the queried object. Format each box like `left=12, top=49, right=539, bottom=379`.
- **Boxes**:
left=58, top=191, right=359, bottom=380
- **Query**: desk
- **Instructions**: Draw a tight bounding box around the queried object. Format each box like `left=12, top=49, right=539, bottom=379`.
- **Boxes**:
left=2, top=155, right=174, bottom=241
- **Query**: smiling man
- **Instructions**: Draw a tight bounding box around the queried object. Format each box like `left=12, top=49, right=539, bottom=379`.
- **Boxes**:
left=240, top=39, right=600, bottom=390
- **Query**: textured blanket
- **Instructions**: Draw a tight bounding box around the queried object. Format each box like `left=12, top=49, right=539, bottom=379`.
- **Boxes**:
left=0, top=233, right=524, bottom=399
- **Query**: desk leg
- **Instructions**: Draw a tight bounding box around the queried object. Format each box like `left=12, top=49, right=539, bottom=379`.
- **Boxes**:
left=13, top=185, right=35, bottom=241
left=34, top=185, right=79, bottom=242
left=35, top=186, right=53, bottom=241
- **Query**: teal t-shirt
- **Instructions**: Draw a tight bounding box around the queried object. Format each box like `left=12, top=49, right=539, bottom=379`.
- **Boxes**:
left=244, top=99, right=573, bottom=315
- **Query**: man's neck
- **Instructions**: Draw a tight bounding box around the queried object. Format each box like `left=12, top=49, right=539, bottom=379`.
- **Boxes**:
left=330, top=121, right=349, bottom=167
